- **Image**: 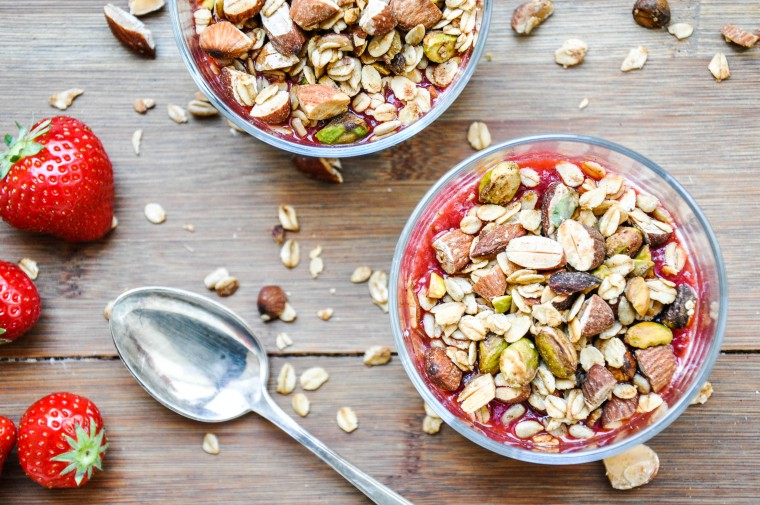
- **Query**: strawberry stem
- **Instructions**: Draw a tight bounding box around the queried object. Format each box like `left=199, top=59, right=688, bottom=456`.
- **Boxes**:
left=50, top=418, right=108, bottom=486
left=0, top=119, right=51, bottom=179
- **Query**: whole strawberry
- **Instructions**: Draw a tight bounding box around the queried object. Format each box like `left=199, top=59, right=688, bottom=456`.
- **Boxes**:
left=18, top=393, right=108, bottom=488
left=0, top=117, right=114, bottom=242
left=0, top=416, right=17, bottom=475
left=0, top=260, right=41, bottom=344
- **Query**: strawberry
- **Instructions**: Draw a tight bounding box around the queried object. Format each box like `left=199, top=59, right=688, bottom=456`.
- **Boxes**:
left=0, top=416, right=17, bottom=475
left=18, top=392, right=108, bottom=488
left=0, top=116, right=114, bottom=242
left=0, top=260, right=41, bottom=344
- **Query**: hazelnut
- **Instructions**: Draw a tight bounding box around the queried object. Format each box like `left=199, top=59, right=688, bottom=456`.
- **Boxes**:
left=257, top=285, right=287, bottom=320
left=632, top=0, right=670, bottom=29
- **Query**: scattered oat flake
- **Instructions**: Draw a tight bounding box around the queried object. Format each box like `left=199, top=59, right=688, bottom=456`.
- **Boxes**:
left=690, top=381, right=713, bottom=405
left=204, top=267, right=229, bottom=289
left=336, top=407, right=358, bottom=433
left=310, top=256, right=324, bottom=279
left=368, top=270, right=389, bottom=311
left=275, top=332, right=293, bottom=350
left=111, top=216, right=119, bottom=230
left=578, top=97, right=589, bottom=110
left=276, top=363, right=296, bottom=395
left=467, top=122, right=492, bottom=151
left=280, top=239, right=300, bottom=268
left=363, top=345, right=391, bottom=366
left=144, top=203, right=166, bottom=224
left=300, top=367, right=329, bottom=391
left=621, top=46, right=648, bottom=72
left=278, top=204, right=299, bottom=232
left=317, top=308, right=333, bottom=321
left=292, top=393, right=310, bottom=417
left=309, top=245, right=322, bottom=260
left=49, top=88, right=84, bottom=110
left=668, top=23, right=693, bottom=40
left=708, top=53, right=730, bottom=82
left=202, top=433, right=220, bottom=455
left=132, top=129, right=143, bottom=155
left=486, top=53, right=493, bottom=61
left=351, top=266, right=372, bottom=283
left=18, top=258, right=39, bottom=280
left=554, top=38, right=588, bottom=68
left=168, top=104, right=188, bottom=123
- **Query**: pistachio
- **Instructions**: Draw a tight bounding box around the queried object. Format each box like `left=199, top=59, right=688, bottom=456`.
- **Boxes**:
left=479, top=335, right=508, bottom=374
left=632, top=245, right=655, bottom=277
left=625, top=322, right=673, bottom=349
left=605, top=227, right=643, bottom=257
left=315, top=112, right=370, bottom=144
left=422, top=32, right=458, bottom=63
left=492, top=295, right=512, bottom=314
left=662, top=284, right=696, bottom=329
left=478, top=162, right=521, bottom=206
left=499, top=337, right=539, bottom=387
left=541, top=182, right=579, bottom=235
left=535, top=327, right=578, bottom=379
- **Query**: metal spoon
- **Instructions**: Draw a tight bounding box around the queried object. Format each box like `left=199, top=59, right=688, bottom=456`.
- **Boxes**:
left=109, top=286, right=411, bottom=505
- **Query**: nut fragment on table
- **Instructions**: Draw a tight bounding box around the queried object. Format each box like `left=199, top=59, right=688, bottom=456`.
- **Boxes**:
left=363, top=345, right=391, bottom=366
left=300, top=367, right=329, bottom=390
left=167, top=104, right=188, bottom=123
left=204, top=268, right=230, bottom=289
left=132, top=129, right=142, bottom=155
left=467, top=122, right=492, bottom=151
left=104, top=300, right=115, bottom=321
left=554, top=38, right=588, bottom=68
left=621, top=46, right=648, bottom=72
left=202, top=433, right=220, bottom=455
left=667, top=23, right=693, bottom=40
left=721, top=25, right=758, bottom=48
left=188, top=99, right=219, bottom=117
left=17, top=258, right=39, bottom=280
left=578, top=97, right=589, bottom=110
left=632, top=0, right=670, bottom=29
left=281, top=239, right=301, bottom=268
left=276, top=362, right=297, bottom=394
left=258, top=285, right=288, bottom=320
left=690, top=381, right=713, bottom=405
left=337, top=407, right=358, bottom=433
left=104, top=3, right=156, bottom=58
left=708, top=53, right=730, bottom=82
left=276, top=332, right=293, bottom=350
left=144, top=203, right=166, bottom=224
left=271, top=224, right=285, bottom=245
left=129, top=0, right=165, bottom=16
left=292, top=157, right=343, bottom=183
left=317, top=308, right=333, bottom=320
left=603, top=444, right=659, bottom=490
left=423, top=415, right=443, bottom=434
left=278, top=204, right=299, bottom=231
left=214, top=276, right=239, bottom=297
left=49, top=88, right=84, bottom=110
left=292, top=393, right=310, bottom=417
left=351, top=266, right=372, bottom=283
left=368, top=269, right=389, bottom=312
left=134, top=97, right=156, bottom=113
left=511, top=0, right=554, bottom=35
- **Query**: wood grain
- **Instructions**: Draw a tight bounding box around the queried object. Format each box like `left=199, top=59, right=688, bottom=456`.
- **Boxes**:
left=0, top=354, right=757, bottom=504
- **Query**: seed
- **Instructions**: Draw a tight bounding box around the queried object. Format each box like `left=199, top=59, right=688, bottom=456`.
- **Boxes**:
left=317, top=308, right=333, bottom=320
left=201, top=433, right=220, bottom=455
left=187, top=99, right=219, bottom=117
left=292, top=393, right=310, bottom=417
left=17, top=258, right=39, bottom=280
left=423, top=415, right=443, bottom=434
left=204, top=267, right=229, bottom=289
left=275, top=363, right=296, bottom=395
left=214, top=276, right=239, bottom=297
left=336, top=407, right=358, bottom=433
left=351, top=266, right=372, bottom=283
left=280, top=239, right=300, bottom=268
left=363, top=345, right=391, bottom=366
left=275, top=332, right=293, bottom=350
left=132, top=129, right=143, bottom=155
left=144, top=203, right=166, bottom=224
left=300, top=367, right=329, bottom=390
left=49, top=88, right=84, bottom=110
left=467, top=121, right=491, bottom=151
left=278, top=204, right=299, bottom=231
left=167, top=104, right=188, bottom=123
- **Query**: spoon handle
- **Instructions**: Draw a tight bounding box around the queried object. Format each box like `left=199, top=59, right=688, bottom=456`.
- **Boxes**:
left=255, top=392, right=414, bottom=505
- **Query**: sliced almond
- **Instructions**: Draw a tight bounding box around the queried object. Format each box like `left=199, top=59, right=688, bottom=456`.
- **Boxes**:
left=250, top=89, right=291, bottom=124
left=104, top=4, right=156, bottom=58
left=708, top=52, right=730, bottom=82
left=621, top=46, right=648, bottom=72
left=132, top=129, right=143, bottom=155
left=291, top=0, right=341, bottom=30
left=223, top=0, right=265, bottom=24
left=49, top=88, right=84, bottom=110
left=359, top=0, right=397, bottom=36
left=603, top=444, right=659, bottom=490
left=506, top=236, right=565, bottom=270
left=200, top=20, right=252, bottom=59
left=668, top=22, right=693, bottom=40
left=262, top=3, right=305, bottom=56
left=389, top=0, right=442, bottom=31
left=296, top=84, right=350, bottom=120
left=556, top=219, right=605, bottom=271
left=129, top=0, right=165, bottom=16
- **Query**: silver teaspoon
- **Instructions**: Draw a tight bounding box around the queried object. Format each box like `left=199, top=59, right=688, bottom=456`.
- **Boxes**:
left=109, top=287, right=412, bottom=505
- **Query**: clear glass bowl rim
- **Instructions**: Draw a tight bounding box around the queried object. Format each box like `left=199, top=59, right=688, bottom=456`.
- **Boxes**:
left=389, top=134, right=728, bottom=465
left=169, top=0, right=493, bottom=158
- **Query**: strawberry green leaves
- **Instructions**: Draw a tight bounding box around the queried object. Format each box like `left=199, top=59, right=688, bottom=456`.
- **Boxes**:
left=0, top=119, right=51, bottom=179
left=50, top=419, right=108, bottom=486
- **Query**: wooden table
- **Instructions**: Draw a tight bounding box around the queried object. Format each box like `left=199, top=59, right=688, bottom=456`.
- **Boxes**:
left=1, top=0, right=758, bottom=503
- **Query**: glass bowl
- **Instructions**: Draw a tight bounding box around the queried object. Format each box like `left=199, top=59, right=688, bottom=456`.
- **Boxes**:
left=169, top=0, right=493, bottom=158
left=389, top=135, right=727, bottom=465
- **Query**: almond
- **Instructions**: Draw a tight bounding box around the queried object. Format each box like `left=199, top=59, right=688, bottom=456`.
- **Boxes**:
left=634, top=345, right=676, bottom=393
left=607, top=349, right=637, bottom=382
left=557, top=219, right=605, bottom=272
left=495, top=384, right=531, bottom=404
left=224, top=0, right=265, bottom=23
left=601, top=394, right=639, bottom=428
left=471, top=223, right=527, bottom=259
left=577, top=294, right=615, bottom=338
left=296, top=84, right=350, bottom=120
left=359, top=0, right=397, bottom=36
left=220, top=67, right=257, bottom=106
left=424, top=346, right=462, bottom=391
left=291, top=0, right=341, bottom=29
left=255, top=42, right=301, bottom=71
left=548, top=271, right=601, bottom=294
left=511, top=0, right=554, bottom=35
left=129, top=0, right=165, bottom=16
left=604, top=444, right=660, bottom=490
left=262, top=3, right=306, bottom=56
left=506, top=235, right=566, bottom=270
left=292, top=157, right=343, bottom=183
left=390, top=0, right=442, bottom=31
left=721, top=24, right=758, bottom=48
left=541, top=182, right=579, bottom=236
left=582, top=364, right=617, bottom=409
left=104, top=4, right=156, bottom=58
left=199, top=20, right=252, bottom=59
left=472, top=266, right=507, bottom=300
left=432, top=229, right=474, bottom=274
left=250, top=89, right=291, bottom=124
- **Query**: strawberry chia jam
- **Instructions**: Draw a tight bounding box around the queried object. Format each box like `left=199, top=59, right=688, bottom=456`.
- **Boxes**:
left=399, top=152, right=701, bottom=452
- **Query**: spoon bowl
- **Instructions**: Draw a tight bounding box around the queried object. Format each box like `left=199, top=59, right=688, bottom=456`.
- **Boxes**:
left=109, top=287, right=411, bottom=505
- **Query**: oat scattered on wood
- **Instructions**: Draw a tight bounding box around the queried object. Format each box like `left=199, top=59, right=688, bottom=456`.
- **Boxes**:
left=144, top=203, right=166, bottom=224
left=49, top=88, right=84, bottom=110
left=202, top=433, right=220, bottom=455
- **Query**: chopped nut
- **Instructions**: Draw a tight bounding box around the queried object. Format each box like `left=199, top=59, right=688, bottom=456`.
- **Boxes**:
left=276, top=332, right=293, bottom=350
left=104, top=300, right=115, bottom=321
left=557, top=220, right=605, bottom=272
left=389, top=0, right=442, bottom=31
left=471, top=224, right=526, bottom=259
left=296, top=84, right=350, bottom=121
left=368, top=270, right=389, bottom=310
left=351, top=266, right=372, bottom=283
left=662, top=284, right=697, bottom=329
left=621, top=46, right=648, bottom=72
left=167, top=104, right=188, bottom=124
left=317, top=308, right=333, bottom=320
left=144, top=203, right=166, bottom=224
left=17, top=258, right=39, bottom=280
left=424, top=347, right=462, bottom=391
left=134, top=97, right=156, bottom=113
left=215, top=276, right=239, bottom=297
left=668, top=22, right=693, bottom=40
left=200, top=20, right=252, bottom=59
left=258, top=285, right=287, bottom=319
left=708, top=53, right=730, bottom=82
left=271, top=224, right=285, bottom=245
left=202, top=433, right=220, bottom=455
left=582, top=364, right=617, bottom=409
left=132, top=129, right=142, bottom=156
left=690, top=381, right=713, bottom=405
left=279, top=302, right=297, bottom=322
left=187, top=99, right=219, bottom=117
left=578, top=97, right=589, bottom=110
left=632, top=0, right=670, bottom=29
left=549, top=272, right=601, bottom=295
left=129, top=0, right=165, bottom=16
left=467, top=122, right=492, bottom=151
left=423, top=415, right=443, bottom=434
left=292, top=157, right=343, bottom=183
left=336, top=407, right=358, bottom=433
left=637, top=392, right=664, bottom=413
left=511, top=0, right=554, bottom=35
left=635, top=345, right=676, bottom=393
left=280, top=239, right=300, bottom=268
left=721, top=24, right=758, bottom=49
left=554, top=38, right=588, bottom=68
left=300, top=367, right=329, bottom=390
left=515, top=420, right=544, bottom=439
left=276, top=362, right=296, bottom=394
left=49, top=88, right=84, bottom=110
left=310, top=257, right=324, bottom=279
left=104, top=4, right=156, bottom=58
left=603, top=444, right=659, bottom=490
left=204, top=267, right=230, bottom=290
left=292, top=393, right=310, bottom=417
left=577, top=295, right=615, bottom=337
left=363, top=345, right=392, bottom=366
